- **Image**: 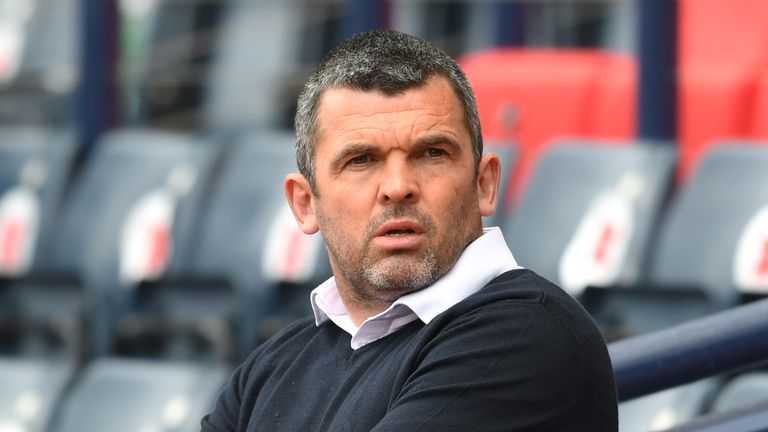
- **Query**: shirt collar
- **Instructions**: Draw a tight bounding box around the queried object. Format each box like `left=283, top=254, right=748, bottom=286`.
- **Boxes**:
left=310, top=227, right=519, bottom=330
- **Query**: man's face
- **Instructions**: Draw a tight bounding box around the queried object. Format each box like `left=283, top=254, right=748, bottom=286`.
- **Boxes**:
left=303, top=77, right=490, bottom=307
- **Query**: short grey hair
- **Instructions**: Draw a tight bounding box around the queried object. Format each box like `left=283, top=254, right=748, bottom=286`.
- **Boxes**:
left=294, top=29, right=483, bottom=194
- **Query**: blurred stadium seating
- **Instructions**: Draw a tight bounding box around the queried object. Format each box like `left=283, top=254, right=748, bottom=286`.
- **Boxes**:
left=1, top=1, right=768, bottom=431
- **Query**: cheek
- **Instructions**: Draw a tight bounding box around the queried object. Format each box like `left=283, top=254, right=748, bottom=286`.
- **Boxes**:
left=316, top=196, right=369, bottom=236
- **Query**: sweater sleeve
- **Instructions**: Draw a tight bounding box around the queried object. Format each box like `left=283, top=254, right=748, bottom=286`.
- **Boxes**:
left=370, top=299, right=617, bottom=432
left=200, top=358, right=247, bottom=432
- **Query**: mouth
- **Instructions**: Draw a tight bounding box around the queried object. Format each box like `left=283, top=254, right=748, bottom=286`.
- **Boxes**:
left=372, top=219, right=426, bottom=251
left=384, top=229, right=416, bottom=236
left=374, top=220, right=426, bottom=238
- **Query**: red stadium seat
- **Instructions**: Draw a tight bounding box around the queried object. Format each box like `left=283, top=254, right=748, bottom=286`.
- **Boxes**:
left=679, top=0, right=768, bottom=69
left=677, top=67, right=758, bottom=179
left=677, top=0, right=768, bottom=179
left=459, top=49, right=636, bottom=206
left=749, top=71, right=768, bottom=139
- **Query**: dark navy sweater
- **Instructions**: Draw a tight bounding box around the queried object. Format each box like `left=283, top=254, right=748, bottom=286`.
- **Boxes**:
left=201, top=269, right=618, bottom=431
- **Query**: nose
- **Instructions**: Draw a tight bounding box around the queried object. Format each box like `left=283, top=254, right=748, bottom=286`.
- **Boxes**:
left=378, top=157, right=419, bottom=205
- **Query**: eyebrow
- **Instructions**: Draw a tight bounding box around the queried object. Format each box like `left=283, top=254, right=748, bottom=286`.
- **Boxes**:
left=413, top=133, right=463, bottom=153
left=330, top=143, right=379, bottom=170
left=329, top=133, right=464, bottom=170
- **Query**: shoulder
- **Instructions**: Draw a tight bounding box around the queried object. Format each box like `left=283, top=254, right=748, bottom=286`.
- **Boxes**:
left=408, top=269, right=617, bottom=429
left=439, top=269, right=598, bottom=338
left=426, top=267, right=615, bottom=395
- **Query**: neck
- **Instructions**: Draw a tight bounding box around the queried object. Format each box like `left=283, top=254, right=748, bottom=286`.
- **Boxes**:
left=337, top=284, right=392, bottom=327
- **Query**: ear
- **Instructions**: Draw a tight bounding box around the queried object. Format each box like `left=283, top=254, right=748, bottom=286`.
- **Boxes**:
left=477, top=152, right=501, bottom=218
left=285, top=173, right=320, bottom=234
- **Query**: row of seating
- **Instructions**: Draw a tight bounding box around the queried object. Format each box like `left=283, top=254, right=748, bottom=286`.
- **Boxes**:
left=504, top=139, right=768, bottom=431
left=2, top=128, right=768, bottom=430
left=0, top=127, right=334, bottom=432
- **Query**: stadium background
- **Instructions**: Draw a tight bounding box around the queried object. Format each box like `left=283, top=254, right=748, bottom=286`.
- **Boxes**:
left=1, top=1, right=768, bottom=431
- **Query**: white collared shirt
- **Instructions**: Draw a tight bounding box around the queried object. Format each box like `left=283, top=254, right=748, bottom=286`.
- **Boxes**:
left=310, top=227, right=521, bottom=349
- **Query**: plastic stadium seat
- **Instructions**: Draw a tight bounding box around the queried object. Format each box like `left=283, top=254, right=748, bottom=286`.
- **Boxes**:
left=711, top=373, right=768, bottom=415
left=648, top=143, right=768, bottom=308
left=677, top=67, right=758, bottom=181
left=0, top=127, right=75, bottom=277
left=678, top=0, right=768, bottom=70
left=0, top=357, right=74, bottom=432
left=125, top=130, right=331, bottom=361
left=749, top=71, right=768, bottom=139
left=50, top=358, right=227, bottom=432
left=596, top=144, right=768, bottom=431
left=677, top=0, right=768, bottom=180
left=0, top=127, right=77, bottom=360
left=10, top=129, right=220, bottom=358
left=0, top=0, right=79, bottom=125
left=502, top=141, right=675, bottom=297
left=459, top=49, right=636, bottom=203
left=591, top=143, right=768, bottom=339
left=619, top=378, right=721, bottom=432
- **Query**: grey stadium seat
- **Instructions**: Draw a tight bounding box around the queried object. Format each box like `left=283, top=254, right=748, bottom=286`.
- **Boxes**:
left=125, top=130, right=331, bottom=362
left=0, top=127, right=75, bottom=276
left=11, top=129, right=221, bottom=358
left=648, top=142, right=768, bottom=308
left=502, top=140, right=676, bottom=296
left=711, top=373, right=768, bottom=415
left=0, top=128, right=77, bottom=432
left=614, top=143, right=768, bottom=431
left=50, top=358, right=227, bottom=432
left=0, top=357, right=74, bottom=432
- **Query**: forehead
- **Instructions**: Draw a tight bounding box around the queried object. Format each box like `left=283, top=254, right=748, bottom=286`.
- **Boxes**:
left=314, top=77, right=469, bottom=149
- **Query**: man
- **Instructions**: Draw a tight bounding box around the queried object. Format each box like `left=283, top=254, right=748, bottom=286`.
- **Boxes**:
left=201, top=29, right=617, bottom=431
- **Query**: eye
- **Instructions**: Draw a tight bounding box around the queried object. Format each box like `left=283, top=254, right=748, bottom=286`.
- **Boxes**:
left=349, top=154, right=370, bottom=166
left=426, top=148, right=447, bottom=158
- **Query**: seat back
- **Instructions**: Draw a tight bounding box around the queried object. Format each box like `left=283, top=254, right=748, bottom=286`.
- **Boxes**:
left=51, top=358, right=227, bottom=432
left=0, top=0, right=79, bottom=124
left=504, top=141, right=675, bottom=296
left=50, top=129, right=217, bottom=285
left=649, top=143, right=768, bottom=307
left=677, top=0, right=768, bottom=179
left=0, top=357, right=74, bottom=432
left=0, top=127, right=75, bottom=276
left=711, top=372, right=768, bottom=414
left=40, top=129, right=219, bottom=356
